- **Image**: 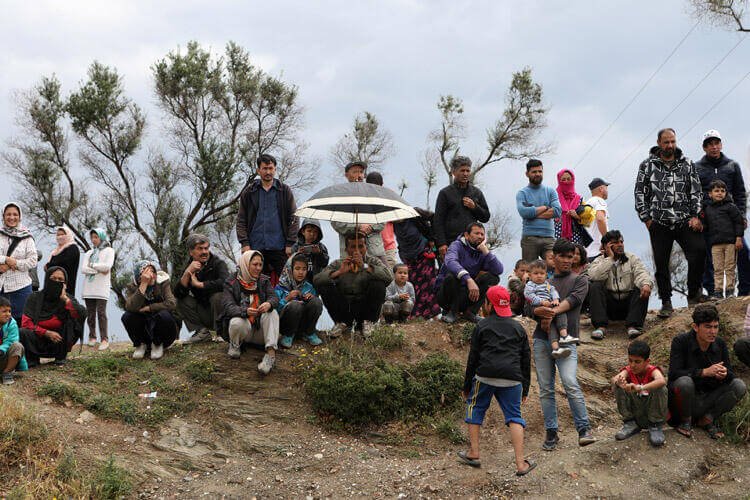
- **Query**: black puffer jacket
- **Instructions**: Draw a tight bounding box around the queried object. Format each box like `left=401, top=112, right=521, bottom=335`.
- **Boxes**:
left=463, top=314, right=530, bottom=397
left=700, top=196, right=744, bottom=246
left=695, top=153, right=747, bottom=215
left=634, top=147, right=702, bottom=227
left=433, top=182, right=490, bottom=247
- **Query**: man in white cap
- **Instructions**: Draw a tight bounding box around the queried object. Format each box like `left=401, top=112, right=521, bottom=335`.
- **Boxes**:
left=695, top=130, right=749, bottom=297
left=585, top=177, right=610, bottom=260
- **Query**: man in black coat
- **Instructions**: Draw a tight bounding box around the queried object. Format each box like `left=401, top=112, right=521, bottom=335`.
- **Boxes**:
left=175, top=233, right=229, bottom=343
left=433, top=156, right=490, bottom=261
left=668, top=304, right=747, bottom=439
left=695, top=130, right=750, bottom=296
left=236, top=154, right=299, bottom=284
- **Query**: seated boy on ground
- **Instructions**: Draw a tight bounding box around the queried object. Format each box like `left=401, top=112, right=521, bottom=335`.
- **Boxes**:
left=274, top=253, right=324, bottom=348
left=611, top=340, right=667, bottom=447
left=524, top=260, right=578, bottom=359
left=0, top=297, right=28, bottom=385
left=382, top=263, right=415, bottom=323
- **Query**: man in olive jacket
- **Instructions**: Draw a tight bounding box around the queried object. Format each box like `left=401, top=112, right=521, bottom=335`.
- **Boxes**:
left=587, top=230, right=653, bottom=340
left=313, top=232, right=392, bottom=338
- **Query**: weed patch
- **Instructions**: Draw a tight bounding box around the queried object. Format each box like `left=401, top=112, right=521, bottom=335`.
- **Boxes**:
left=719, top=392, right=750, bottom=444
left=366, top=324, right=406, bottom=350
left=94, top=457, right=132, bottom=499
left=185, top=359, right=217, bottom=383
left=72, top=354, right=128, bottom=382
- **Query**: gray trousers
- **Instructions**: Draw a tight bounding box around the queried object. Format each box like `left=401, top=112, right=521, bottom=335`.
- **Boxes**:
left=178, top=293, right=223, bottom=333
left=0, top=342, right=24, bottom=372
left=382, top=299, right=413, bottom=323
left=670, top=376, right=747, bottom=422
left=614, top=384, right=668, bottom=428
left=228, top=313, right=279, bottom=351
left=85, top=298, right=109, bottom=341
left=521, top=235, right=556, bottom=263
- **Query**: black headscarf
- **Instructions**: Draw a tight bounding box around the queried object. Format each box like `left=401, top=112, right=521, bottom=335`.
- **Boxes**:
left=25, top=266, right=68, bottom=321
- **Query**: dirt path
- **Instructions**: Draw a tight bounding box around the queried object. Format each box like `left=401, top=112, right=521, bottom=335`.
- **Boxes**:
left=3, top=302, right=749, bottom=499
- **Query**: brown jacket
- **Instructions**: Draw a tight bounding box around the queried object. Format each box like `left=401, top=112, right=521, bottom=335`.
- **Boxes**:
left=124, top=279, right=178, bottom=314
left=586, top=252, right=654, bottom=300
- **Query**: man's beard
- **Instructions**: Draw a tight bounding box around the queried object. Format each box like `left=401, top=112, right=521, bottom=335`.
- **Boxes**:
left=529, top=176, right=543, bottom=185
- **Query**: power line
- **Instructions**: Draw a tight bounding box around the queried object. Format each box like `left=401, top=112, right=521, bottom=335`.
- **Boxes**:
left=573, top=18, right=702, bottom=169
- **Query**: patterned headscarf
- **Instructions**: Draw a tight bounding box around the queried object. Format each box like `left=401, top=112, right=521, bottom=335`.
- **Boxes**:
left=278, top=252, right=307, bottom=291
left=0, top=202, right=32, bottom=238
left=238, top=250, right=263, bottom=289
left=132, top=259, right=159, bottom=300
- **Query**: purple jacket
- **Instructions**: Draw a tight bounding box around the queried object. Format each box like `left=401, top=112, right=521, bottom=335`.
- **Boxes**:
left=434, top=236, right=503, bottom=290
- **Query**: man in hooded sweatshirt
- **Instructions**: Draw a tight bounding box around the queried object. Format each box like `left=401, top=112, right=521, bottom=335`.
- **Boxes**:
left=436, top=222, right=503, bottom=324
left=695, top=130, right=749, bottom=297
left=634, top=128, right=705, bottom=318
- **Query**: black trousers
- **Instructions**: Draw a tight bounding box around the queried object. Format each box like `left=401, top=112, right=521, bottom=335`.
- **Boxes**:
left=317, top=279, right=386, bottom=326
left=437, top=272, right=499, bottom=315
left=279, top=297, right=323, bottom=338
left=669, top=376, right=747, bottom=423
left=648, top=222, right=705, bottom=300
left=122, top=310, right=179, bottom=348
left=259, top=249, right=288, bottom=285
left=588, top=281, right=648, bottom=329
left=735, top=337, right=750, bottom=369
left=20, top=328, right=69, bottom=363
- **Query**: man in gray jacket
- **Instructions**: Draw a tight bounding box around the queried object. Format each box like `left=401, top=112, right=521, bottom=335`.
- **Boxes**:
left=587, top=230, right=654, bottom=340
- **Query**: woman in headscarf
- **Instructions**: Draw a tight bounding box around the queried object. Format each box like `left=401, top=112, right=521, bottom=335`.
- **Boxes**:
left=19, top=266, right=86, bottom=367
left=219, top=250, right=279, bottom=375
left=46, top=225, right=80, bottom=296
left=554, top=169, right=584, bottom=244
left=122, top=260, right=179, bottom=360
left=0, top=203, right=38, bottom=323
left=81, top=228, right=115, bottom=351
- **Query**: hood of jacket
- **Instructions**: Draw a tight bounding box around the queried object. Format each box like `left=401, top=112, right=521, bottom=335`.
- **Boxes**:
left=697, top=152, right=733, bottom=169
left=648, top=146, right=685, bottom=162
left=297, top=218, right=324, bottom=243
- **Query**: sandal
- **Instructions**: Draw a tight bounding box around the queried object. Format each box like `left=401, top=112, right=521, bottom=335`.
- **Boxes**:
left=516, top=459, right=537, bottom=476
left=676, top=421, right=692, bottom=438
left=703, top=422, right=724, bottom=440
left=457, top=451, right=481, bottom=468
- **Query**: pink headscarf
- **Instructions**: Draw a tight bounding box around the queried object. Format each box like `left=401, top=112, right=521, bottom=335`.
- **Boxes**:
left=555, top=169, right=581, bottom=240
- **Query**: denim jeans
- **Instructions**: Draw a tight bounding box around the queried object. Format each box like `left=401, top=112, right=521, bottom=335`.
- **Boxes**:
left=0, top=284, right=32, bottom=323
left=533, top=338, right=590, bottom=432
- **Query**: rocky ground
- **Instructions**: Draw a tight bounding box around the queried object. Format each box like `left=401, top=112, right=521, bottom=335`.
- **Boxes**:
left=2, top=298, right=749, bottom=499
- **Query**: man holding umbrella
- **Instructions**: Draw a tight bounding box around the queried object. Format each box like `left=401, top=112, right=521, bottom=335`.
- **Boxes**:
left=314, top=232, right=392, bottom=337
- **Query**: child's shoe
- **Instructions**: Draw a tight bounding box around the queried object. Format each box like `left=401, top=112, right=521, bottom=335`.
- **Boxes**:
left=2, top=372, right=14, bottom=385
left=279, top=336, right=294, bottom=349
left=305, top=332, right=323, bottom=346
left=551, top=347, right=571, bottom=359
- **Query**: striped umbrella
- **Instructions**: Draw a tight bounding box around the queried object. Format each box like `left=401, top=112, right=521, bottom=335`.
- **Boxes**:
left=295, top=182, right=418, bottom=224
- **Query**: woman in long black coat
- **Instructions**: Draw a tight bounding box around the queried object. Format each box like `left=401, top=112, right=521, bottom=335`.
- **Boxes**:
left=46, top=226, right=80, bottom=296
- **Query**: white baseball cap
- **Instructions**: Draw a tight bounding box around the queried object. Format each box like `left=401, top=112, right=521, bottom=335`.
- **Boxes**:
left=702, top=129, right=722, bottom=143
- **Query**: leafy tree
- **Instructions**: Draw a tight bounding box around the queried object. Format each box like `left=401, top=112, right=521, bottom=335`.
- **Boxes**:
left=429, top=68, right=551, bottom=183
left=691, top=0, right=749, bottom=31
left=330, top=111, right=395, bottom=170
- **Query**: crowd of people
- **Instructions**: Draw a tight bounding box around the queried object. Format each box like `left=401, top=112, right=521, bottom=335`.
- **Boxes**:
left=0, top=130, right=748, bottom=476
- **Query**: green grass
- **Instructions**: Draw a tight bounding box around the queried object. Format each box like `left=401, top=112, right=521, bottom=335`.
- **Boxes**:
left=184, top=359, right=217, bottom=382
left=435, top=416, right=467, bottom=445
left=72, top=354, right=128, bottom=382
left=93, top=457, right=132, bottom=499
left=366, top=324, right=406, bottom=350
left=719, top=392, right=750, bottom=444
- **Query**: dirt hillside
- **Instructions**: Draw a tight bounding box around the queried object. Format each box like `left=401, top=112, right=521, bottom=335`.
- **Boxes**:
left=1, top=299, right=748, bottom=499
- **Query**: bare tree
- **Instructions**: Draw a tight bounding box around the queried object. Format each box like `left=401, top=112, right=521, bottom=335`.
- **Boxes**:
left=329, top=111, right=395, bottom=170
left=429, top=68, right=551, bottom=184
left=645, top=247, right=689, bottom=298
left=691, top=0, right=749, bottom=31
left=420, top=149, right=440, bottom=208
left=484, top=204, right=516, bottom=251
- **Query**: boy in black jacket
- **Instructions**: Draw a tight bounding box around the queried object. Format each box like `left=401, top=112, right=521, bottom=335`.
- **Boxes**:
left=700, top=180, right=744, bottom=299
left=458, top=286, right=535, bottom=476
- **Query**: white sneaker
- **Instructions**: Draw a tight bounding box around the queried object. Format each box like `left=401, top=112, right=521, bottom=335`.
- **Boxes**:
left=150, top=343, right=164, bottom=360
left=132, top=344, right=147, bottom=359
left=258, top=354, right=275, bottom=375
left=328, top=322, right=349, bottom=338
left=87, top=338, right=97, bottom=347
left=98, top=340, right=110, bottom=351
left=227, top=343, right=241, bottom=359
left=551, top=347, right=572, bottom=359
left=184, top=328, right=211, bottom=344
left=559, top=335, right=579, bottom=346
left=361, top=320, right=376, bottom=338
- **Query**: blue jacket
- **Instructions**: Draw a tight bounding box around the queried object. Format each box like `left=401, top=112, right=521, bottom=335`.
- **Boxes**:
left=435, top=236, right=504, bottom=290
left=516, top=184, right=562, bottom=237
left=274, top=281, right=318, bottom=312
left=1, top=318, right=28, bottom=371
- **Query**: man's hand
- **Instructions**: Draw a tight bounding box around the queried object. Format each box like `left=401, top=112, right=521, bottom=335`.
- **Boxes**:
left=0, top=264, right=8, bottom=273
left=336, top=258, right=353, bottom=276
left=640, top=284, right=652, bottom=300
left=466, top=278, right=480, bottom=302
left=541, top=300, right=552, bottom=307
left=139, top=306, right=151, bottom=314
left=247, top=306, right=258, bottom=317
left=736, top=238, right=744, bottom=251
left=612, top=371, right=627, bottom=388
left=538, top=208, right=555, bottom=219
left=551, top=299, right=560, bottom=307
left=190, top=274, right=204, bottom=289
left=623, top=383, right=637, bottom=393
left=438, top=245, right=448, bottom=259
left=476, top=239, right=489, bottom=255
left=358, top=224, right=373, bottom=235
left=533, top=306, right=555, bottom=319
left=688, top=217, right=703, bottom=232
left=604, top=241, right=615, bottom=259
left=287, top=290, right=301, bottom=301
left=45, top=330, right=63, bottom=343
left=241, top=245, right=251, bottom=253
left=285, top=246, right=292, bottom=257
left=187, top=261, right=202, bottom=274
left=462, top=197, right=476, bottom=210
left=352, top=254, right=364, bottom=270
left=702, top=362, right=726, bottom=379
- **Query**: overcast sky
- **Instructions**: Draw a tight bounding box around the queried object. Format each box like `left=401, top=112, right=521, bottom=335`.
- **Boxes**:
left=2, top=1, right=748, bottom=338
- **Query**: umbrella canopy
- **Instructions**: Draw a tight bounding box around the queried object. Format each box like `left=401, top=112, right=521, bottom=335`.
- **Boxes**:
left=296, top=182, right=419, bottom=224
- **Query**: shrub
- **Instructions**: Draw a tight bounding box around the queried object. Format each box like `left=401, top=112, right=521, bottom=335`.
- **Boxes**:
left=37, top=382, right=88, bottom=405
left=72, top=354, right=128, bottom=382
left=94, top=457, right=132, bottom=499
left=435, top=417, right=467, bottom=444
left=719, top=392, right=750, bottom=444
left=403, top=354, right=464, bottom=416
left=366, top=324, right=406, bottom=350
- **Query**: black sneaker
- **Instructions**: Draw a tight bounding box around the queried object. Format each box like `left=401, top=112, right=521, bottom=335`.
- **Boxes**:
left=542, top=429, right=559, bottom=451
left=648, top=424, right=665, bottom=447
left=657, top=301, right=673, bottom=319
left=687, top=293, right=709, bottom=306
left=615, top=420, right=640, bottom=440
left=578, top=428, right=597, bottom=446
